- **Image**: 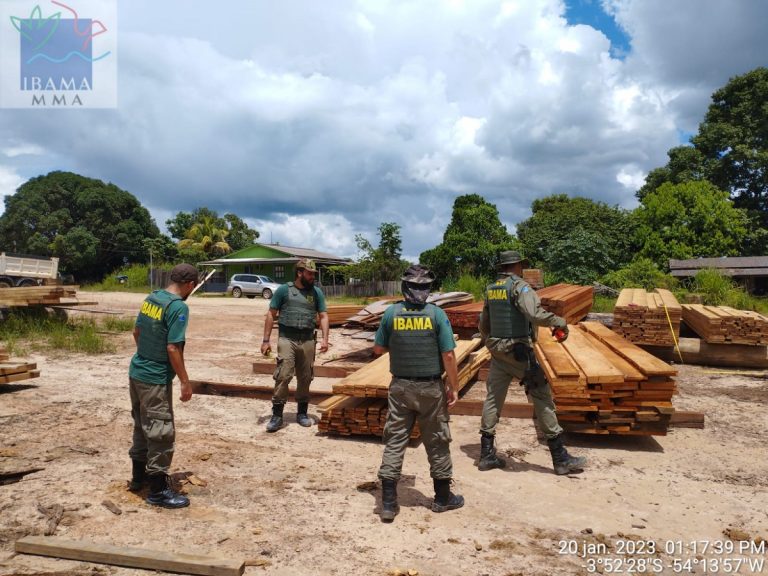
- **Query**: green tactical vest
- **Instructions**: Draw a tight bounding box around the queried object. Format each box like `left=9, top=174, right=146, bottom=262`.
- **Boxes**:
left=485, top=276, right=530, bottom=339
left=136, top=290, right=182, bottom=363
left=278, top=282, right=318, bottom=331
left=388, top=302, right=443, bottom=377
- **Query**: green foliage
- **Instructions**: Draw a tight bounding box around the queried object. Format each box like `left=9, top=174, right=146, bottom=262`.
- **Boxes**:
left=420, top=194, right=517, bottom=282
left=591, top=295, right=617, bottom=313
left=142, top=235, right=179, bottom=264
left=85, top=263, right=172, bottom=291
left=166, top=207, right=259, bottom=257
left=635, top=181, right=748, bottom=267
left=101, top=316, right=136, bottom=332
left=0, top=309, right=114, bottom=355
left=688, top=268, right=748, bottom=307
left=0, top=171, right=160, bottom=281
left=333, top=222, right=407, bottom=282
left=440, top=274, right=490, bottom=301
left=516, top=194, right=635, bottom=281
left=600, top=258, right=677, bottom=290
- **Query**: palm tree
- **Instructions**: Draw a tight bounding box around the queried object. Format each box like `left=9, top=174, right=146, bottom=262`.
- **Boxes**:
left=177, top=215, right=232, bottom=256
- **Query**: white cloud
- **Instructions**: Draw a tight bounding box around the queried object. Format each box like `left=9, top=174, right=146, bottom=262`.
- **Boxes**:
left=2, top=143, right=44, bottom=158
left=0, top=165, right=25, bottom=215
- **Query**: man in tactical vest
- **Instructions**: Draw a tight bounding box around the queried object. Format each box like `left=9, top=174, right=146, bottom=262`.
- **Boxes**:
left=261, top=258, right=329, bottom=432
left=478, top=251, right=587, bottom=475
left=375, top=264, right=464, bottom=522
left=128, top=263, right=198, bottom=509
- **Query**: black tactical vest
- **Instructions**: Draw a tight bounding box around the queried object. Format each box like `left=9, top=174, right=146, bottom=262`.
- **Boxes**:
left=485, top=276, right=530, bottom=339
left=388, top=302, right=443, bottom=377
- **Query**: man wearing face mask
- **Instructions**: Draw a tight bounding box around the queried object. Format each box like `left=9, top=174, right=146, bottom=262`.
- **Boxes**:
left=478, top=250, right=587, bottom=475
left=261, top=259, right=329, bottom=432
left=128, top=263, right=198, bottom=509
left=374, top=264, right=463, bottom=522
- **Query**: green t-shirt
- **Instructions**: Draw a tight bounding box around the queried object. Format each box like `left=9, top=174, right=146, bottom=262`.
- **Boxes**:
left=375, top=302, right=456, bottom=352
left=129, top=290, right=189, bottom=385
left=269, top=283, right=328, bottom=313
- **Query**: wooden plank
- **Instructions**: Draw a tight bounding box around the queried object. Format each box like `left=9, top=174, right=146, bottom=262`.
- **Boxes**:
left=642, top=338, right=768, bottom=368
left=189, top=380, right=332, bottom=403
left=252, top=360, right=362, bottom=378
left=0, top=370, right=40, bottom=384
left=15, top=536, right=245, bottom=576
left=560, top=328, right=624, bottom=384
left=579, top=321, right=677, bottom=376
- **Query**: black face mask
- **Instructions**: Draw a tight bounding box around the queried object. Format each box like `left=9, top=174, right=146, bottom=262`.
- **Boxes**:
left=402, top=281, right=430, bottom=305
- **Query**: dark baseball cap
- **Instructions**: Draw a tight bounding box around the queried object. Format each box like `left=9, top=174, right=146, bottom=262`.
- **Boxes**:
left=170, top=263, right=199, bottom=283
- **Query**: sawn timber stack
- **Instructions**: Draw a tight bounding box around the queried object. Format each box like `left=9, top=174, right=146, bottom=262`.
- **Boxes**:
left=0, top=345, right=40, bottom=385
left=318, top=338, right=487, bottom=437
left=536, top=284, right=594, bottom=325
left=612, top=288, right=681, bottom=346
left=0, top=285, right=96, bottom=308
left=681, top=304, right=768, bottom=346
left=535, top=322, right=677, bottom=435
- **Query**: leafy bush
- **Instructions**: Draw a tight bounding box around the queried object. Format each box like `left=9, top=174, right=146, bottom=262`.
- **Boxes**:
left=440, top=274, right=490, bottom=301
left=0, top=308, right=114, bottom=355
left=85, top=263, right=173, bottom=292
left=601, top=258, right=677, bottom=290
left=591, top=295, right=617, bottom=313
left=689, top=268, right=748, bottom=307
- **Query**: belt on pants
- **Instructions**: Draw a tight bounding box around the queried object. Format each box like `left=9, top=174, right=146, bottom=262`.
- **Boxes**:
left=395, top=375, right=442, bottom=381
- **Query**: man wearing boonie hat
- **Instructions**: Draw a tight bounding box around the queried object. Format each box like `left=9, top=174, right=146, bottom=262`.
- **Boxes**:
left=374, top=264, right=464, bottom=522
left=261, top=258, right=329, bottom=432
left=478, top=250, right=587, bottom=476
left=127, top=263, right=198, bottom=509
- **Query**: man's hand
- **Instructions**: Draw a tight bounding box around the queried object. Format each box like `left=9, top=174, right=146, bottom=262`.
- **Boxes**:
left=261, top=341, right=272, bottom=356
left=318, top=339, right=330, bottom=353
left=552, top=325, right=569, bottom=343
left=180, top=380, right=192, bottom=402
left=445, top=383, right=457, bottom=408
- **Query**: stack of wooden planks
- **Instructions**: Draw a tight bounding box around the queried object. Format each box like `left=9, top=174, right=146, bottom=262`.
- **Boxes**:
left=0, top=345, right=40, bottom=385
left=536, top=284, right=594, bottom=324
left=0, top=286, right=96, bottom=308
left=325, top=304, right=365, bottom=327
left=342, top=293, right=473, bottom=331
left=318, top=339, right=488, bottom=437
left=535, top=321, right=677, bottom=435
left=612, top=288, right=682, bottom=346
left=681, top=304, right=768, bottom=345
left=522, top=269, right=543, bottom=289
left=444, top=302, right=483, bottom=329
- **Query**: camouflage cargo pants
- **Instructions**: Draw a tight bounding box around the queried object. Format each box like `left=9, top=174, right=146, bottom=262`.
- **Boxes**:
left=378, top=377, right=453, bottom=481
left=128, top=378, right=175, bottom=475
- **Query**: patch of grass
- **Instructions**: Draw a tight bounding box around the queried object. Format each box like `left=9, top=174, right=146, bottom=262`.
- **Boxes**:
left=685, top=268, right=764, bottom=311
left=0, top=308, right=114, bottom=355
left=101, top=316, right=135, bottom=332
left=441, top=274, right=490, bottom=301
left=591, top=295, right=617, bottom=313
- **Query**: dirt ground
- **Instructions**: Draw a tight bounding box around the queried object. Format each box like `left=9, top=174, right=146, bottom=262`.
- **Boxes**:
left=1, top=292, right=767, bottom=576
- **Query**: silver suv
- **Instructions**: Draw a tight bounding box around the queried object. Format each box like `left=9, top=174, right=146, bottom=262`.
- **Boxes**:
left=227, top=274, right=281, bottom=299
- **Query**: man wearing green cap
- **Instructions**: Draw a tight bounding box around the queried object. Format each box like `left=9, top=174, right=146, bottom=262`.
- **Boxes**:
left=478, top=251, right=587, bottom=475
left=374, top=264, right=464, bottom=523
left=128, top=263, right=198, bottom=509
left=261, top=258, right=329, bottom=432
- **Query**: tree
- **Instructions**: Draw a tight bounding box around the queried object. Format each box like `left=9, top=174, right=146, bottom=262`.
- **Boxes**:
left=420, top=194, right=517, bottom=282
left=166, top=207, right=259, bottom=253
left=335, top=222, right=407, bottom=283
left=634, top=181, right=749, bottom=268
left=0, top=171, right=159, bottom=280
left=516, top=194, right=636, bottom=280
left=177, top=215, right=232, bottom=257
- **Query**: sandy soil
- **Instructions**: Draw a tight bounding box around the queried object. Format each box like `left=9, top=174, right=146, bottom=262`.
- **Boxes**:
left=1, top=291, right=767, bottom=576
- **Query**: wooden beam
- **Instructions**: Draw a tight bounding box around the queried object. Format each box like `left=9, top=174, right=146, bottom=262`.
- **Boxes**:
left=252, top=360, right=363, bottom=378
left=15, top=536, right=245, bottom=576
left=189, top=380, right=332, bottom=403
left=643, top=338, right=768, bottom=369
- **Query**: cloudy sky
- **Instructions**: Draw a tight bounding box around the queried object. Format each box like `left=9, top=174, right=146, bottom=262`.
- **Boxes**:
left=1, top=0, right=766, bottom=261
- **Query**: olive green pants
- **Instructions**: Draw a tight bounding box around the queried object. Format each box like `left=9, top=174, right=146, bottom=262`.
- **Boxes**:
left=480, top=349, right=563, bottom=439
left=378, top=377, right=453, bottom=481
left=272, top=336, right=315, bottom=405
left=128, top=378, right=175, bottom=476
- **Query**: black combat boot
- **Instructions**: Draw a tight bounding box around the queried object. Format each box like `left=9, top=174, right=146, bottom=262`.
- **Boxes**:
left=128, top=459, right=147, bottom=492
left=145, top=474, right=190, bottom=509
left=380, top=479, right=399, bottom=522
left=296, top=402, right=312, bottom=427
left=266, top=403, right=284, bottom=433
left=431, top=478, right=464, bottom=513
left=478, top=433, right=507, bottom=471
left=547, top=434, right=587, bottom=475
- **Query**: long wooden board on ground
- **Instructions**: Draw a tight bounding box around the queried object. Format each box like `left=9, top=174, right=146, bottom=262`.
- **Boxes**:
left=0, top=285, right=97, bottom=308
left=681, top=304, right=768, bottom=346
left=536, top=284, right=594, bottom=325
left=253, top=359, right=365, bottom=378
left=15, top=536, right=244, bottom=576
left=613, top=288, right=681, bottom=347
left=535, top=321, right=677, bottom=435
left=643, top=337, right=768, bottom=369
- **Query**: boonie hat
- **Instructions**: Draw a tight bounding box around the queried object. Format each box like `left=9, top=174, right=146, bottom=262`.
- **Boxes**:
left=401, top=264, right=435, bottom=285
left=497, top=250, right=528, bottom=268
left=296, top=258, right=318, bottom=272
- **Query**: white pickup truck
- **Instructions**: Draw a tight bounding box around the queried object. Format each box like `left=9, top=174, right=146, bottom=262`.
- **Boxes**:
left=0, top=253, right=60, bottom=288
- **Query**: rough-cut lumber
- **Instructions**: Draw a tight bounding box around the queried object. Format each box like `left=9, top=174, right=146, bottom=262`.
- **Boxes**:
left=536, top=284, right=594, bottom=325
left=522, top=269, right=543, bottom=289
left=0, top=346, right=39, bottom=385
left=325, top=304, right=364, bottom=326
left=15, top=536, right=245, bottom=576
left=190, top=380, right=333, bottom=403
left=643, top=337, right=768, bottom=369
left=613, top=288, right=681, bottom=346
left=534, top=322, right=678, bottom=435
left=0, top=285, right=96, bottom=308
left=444, top=302, right=483, bottom=329
left=252, top=359, right=364, bottom=378
left=681, top=304, right=768, bottom=346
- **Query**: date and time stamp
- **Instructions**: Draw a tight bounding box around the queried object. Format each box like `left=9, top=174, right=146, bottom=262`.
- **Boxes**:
left=558, top=538, right=766, bottom=574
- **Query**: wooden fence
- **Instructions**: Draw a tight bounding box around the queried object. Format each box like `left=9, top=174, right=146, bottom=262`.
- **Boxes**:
left=322, top=280, right=399, bottom=298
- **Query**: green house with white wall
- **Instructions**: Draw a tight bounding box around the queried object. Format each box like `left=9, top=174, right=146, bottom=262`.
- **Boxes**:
left=200, top=243, right=351, bottom=292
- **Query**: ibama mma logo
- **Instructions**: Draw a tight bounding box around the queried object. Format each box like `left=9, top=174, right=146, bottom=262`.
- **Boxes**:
left=0, top=0, right=117, bottom=108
